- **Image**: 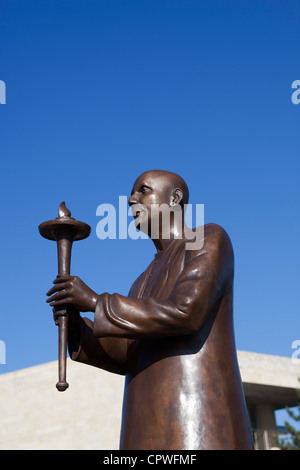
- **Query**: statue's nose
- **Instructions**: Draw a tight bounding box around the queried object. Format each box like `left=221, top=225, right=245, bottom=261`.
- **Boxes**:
left=128, top=194, right=138, bottom=206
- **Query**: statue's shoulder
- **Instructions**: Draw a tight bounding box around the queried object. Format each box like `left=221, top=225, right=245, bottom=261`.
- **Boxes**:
left=203, top=223, right=232, bottom=243
left=184, top=223, right=233, bottom=262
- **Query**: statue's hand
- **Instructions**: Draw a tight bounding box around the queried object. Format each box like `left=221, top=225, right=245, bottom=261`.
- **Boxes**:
left=46, top=275, right=98, bottom=313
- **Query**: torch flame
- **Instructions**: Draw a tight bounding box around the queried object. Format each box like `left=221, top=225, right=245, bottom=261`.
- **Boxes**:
left=58, top=201, right=71, bottom=218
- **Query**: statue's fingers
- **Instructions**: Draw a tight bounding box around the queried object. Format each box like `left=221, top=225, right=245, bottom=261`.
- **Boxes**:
left=49, top=297, right=72, bottom=308
left=46, top=282, right=69, bottom=296
left=53, top=275, right=73, bottom=284
left=53, top=306, right=69, bottom=322
left=46, top=290, right=68, bottom=303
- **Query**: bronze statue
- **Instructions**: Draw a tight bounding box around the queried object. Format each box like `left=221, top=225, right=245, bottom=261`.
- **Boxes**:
left=45, top=170, right=254, bottom=450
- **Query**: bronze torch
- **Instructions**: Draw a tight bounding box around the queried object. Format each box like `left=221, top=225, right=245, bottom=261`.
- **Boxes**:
left=39, top=202, right=91, bottom=391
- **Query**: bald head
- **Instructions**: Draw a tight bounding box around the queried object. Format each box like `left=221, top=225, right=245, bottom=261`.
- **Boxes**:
left=132, top=170, right=189, bottom=208
left=129, top=170, right=190, bottom=240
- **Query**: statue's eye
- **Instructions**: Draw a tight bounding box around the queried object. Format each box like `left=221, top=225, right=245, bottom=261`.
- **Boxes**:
left=141, top=186, right=150, bottom=194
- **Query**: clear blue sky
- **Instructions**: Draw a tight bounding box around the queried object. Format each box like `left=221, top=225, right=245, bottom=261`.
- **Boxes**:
left=0, top=1, right=299, bottom=422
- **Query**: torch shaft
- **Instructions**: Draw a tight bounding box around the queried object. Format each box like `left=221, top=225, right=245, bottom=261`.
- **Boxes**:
left=57, top=236, right=73, bottom=275
left=56, top=313, right=68, bottom=391
left=55, top=234, right=73, bottom=391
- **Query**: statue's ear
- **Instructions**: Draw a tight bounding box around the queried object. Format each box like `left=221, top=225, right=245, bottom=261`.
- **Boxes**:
left=171, top=188, right=183, bottom=206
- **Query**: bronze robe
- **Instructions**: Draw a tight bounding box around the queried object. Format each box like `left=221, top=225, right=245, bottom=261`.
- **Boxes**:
left=69, top=223, right=253, bottom=450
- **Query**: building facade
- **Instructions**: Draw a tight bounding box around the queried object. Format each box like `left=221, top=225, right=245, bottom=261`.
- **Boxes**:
left=0, top=351, right=299, bottom=450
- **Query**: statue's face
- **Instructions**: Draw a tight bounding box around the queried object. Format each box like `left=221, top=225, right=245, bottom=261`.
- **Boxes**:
left=129, top=171, right=174, bottom=234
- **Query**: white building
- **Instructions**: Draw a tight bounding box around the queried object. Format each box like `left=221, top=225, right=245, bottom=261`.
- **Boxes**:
left=0, top=351, right=299, bottom=450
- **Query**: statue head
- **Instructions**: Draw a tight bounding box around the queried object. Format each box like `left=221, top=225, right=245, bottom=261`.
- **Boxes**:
left=128, top=170, right=189, bottom=240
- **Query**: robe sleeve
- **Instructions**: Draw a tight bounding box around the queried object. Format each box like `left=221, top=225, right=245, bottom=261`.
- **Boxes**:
left=68, top=274, right=146, bottom=373
left=93, top=224, right=234, bottom=339
left=68, top=316, right=128, bottom=374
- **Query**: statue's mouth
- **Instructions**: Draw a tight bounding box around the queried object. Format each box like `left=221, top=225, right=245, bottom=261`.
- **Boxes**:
left=132, top=204, right=147, bottom=221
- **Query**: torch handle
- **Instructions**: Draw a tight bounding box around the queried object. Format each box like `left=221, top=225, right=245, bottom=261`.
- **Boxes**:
left=55, top=235, right=73, bottom=391
left=55, top=310, right=69, bottom=391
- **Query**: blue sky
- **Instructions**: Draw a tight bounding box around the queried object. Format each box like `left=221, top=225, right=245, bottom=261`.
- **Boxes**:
left=0, top=1, right=299, bottom=423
